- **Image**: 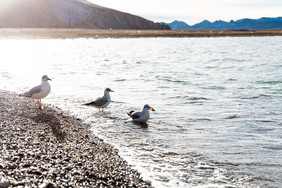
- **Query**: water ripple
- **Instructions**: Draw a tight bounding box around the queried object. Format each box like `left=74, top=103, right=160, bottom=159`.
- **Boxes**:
left=1, top=37, right=281, bottom=187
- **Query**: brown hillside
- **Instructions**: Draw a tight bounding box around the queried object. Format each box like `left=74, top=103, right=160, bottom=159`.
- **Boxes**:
left=0, top=0, right=166, bottom=29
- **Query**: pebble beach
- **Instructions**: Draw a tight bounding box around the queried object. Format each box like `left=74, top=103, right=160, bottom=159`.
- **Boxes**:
left=0, top=90, right=151, bottom=187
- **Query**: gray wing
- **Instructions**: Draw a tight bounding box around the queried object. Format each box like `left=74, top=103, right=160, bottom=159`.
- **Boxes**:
left=21, top=85, right=42, bottom=97
left=131, top=112, right=141, bottom=119
left=85, top=96, right=108, bottom=107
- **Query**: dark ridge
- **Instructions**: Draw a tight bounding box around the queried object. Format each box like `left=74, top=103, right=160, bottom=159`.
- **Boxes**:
left=0, top=0, right=168, bottom=30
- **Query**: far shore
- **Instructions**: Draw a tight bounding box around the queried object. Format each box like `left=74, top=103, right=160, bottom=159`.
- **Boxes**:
left=0, top=28, right=282, bottom=39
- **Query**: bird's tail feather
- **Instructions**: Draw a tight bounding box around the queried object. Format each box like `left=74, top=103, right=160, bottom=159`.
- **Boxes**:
left=127, top=110, right=135, bottom=117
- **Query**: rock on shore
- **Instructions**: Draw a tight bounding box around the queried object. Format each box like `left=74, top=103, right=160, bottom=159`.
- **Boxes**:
left=0, top=90, right=151, bottom=187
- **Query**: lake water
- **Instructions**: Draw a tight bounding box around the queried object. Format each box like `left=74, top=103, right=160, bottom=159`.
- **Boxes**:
left=0, top=37, right=281, bottom=187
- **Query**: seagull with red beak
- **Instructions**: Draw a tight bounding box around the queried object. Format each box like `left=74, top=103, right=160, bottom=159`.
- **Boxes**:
left=127, top=104, right=155, bottom=123
left=20, top=75, right=52, bottom=110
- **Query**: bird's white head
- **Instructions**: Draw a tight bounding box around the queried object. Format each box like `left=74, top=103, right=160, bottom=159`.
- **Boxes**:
left=42, top=75, right=52, bottom=82
left=144, top=104, right=156, bottom=112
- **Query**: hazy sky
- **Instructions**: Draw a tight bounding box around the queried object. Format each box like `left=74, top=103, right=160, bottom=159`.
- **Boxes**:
left=88, top=0, right=282, bottom=25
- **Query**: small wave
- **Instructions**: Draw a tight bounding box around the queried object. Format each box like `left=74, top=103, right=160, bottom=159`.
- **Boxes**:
left=193, top=72, right=210, bottom=76
left=155, top=76, right=190, bottom=85
left=209, top=57, right=246, bottom=63
left=234, top=162, right=282, bottom=168
left=225, top=115, right=240, bottom=119
left=168, top=96, right=209, bottom=101
left=162, top=152, right=179, bottom=156
left=157, top=86, right=170, bottom=89
left=222, top=151, right=246, bottom=155
left=205, top=65, right=218, bottom=69
left=184, top=97, right=209, bottom=105
left=212, top=161, right=240, bottom=167
left=227, top=78, right=237, bottom=81
left=239, top=94, right=274, bottom=99
left=196, top=164, right=216, bottom=170
left=188, top=97, right=209, bottom=101
left=256, top=80, right=282, bottom=85
left=201, top=86, right=226, bottom=90
left=195, top=118, right=213, bottom=122
left=263, top=146, right=282, bottom=150
left=185, top=101, right=204, bottom=105
left=224, top=58, right=246, bottom=63
left=239, top=96, right=260, bottom=99
left=254, top=120, right=276, bottom=123
left=252, top=128, right=275, bottom=133
left=165, top=79, right=188, bottom=84
left=114, top=79, right=127, bottom=82
left=258, top=94, right=275, bottom=98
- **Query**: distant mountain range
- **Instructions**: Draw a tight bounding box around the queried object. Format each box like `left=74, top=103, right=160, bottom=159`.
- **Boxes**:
left=0, top=0, right=168, bottom=29
left=0, top=0, right=280, bottom=31
left=167, top=17, right=282, bottom=30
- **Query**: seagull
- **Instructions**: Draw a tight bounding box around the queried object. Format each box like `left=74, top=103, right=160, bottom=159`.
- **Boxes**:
left=84, top=88, right=114, bottom=112
left=20, top=75, right=52, bottom=110
left=127, top=104, right=155, bottom=123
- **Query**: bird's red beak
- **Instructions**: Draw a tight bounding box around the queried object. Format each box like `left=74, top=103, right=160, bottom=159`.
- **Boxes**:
left=150, top=108, right=155, bottom=112
left=110, top=90, right=114, bottom=92
left=48, top=78, right=52, bottom=81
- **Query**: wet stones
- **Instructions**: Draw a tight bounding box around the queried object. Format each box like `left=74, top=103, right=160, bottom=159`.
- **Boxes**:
left=0, top=90, right=152, bottom=187
left=0, top=181, right=9, bottom=188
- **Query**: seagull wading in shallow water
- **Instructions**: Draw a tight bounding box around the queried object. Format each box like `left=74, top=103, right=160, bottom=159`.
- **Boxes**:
left=84, top=88, right=114, bottom=112
left=127, top=104, right=156, bottom=123
left=20, top=75, right=51, bottom=110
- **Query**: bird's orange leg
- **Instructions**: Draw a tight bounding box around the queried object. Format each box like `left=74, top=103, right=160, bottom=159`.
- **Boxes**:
left=38, top=99, right=42, bottom=110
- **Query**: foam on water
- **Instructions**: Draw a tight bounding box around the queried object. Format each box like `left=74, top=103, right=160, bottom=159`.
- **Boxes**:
left=1, top=37, right=282, bottom=187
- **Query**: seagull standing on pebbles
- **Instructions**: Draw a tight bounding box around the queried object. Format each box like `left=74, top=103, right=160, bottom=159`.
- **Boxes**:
left=20, top=75, right=52, bottom=110
left=84, top=88, right=114, bottom=112
left=127, top=104, right=155, bottom=123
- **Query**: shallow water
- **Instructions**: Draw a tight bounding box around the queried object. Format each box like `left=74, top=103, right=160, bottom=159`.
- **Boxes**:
left=0, top=37, right=282, bottom=187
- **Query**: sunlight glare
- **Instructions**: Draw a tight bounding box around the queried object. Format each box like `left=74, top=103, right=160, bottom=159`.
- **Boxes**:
left=0, top=40, right=45, bottom=83
left=0, top=0, right=20, bottom=11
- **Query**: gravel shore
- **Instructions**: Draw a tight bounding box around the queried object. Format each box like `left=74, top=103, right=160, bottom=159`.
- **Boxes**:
left=0, top=90, right=151, bottom=187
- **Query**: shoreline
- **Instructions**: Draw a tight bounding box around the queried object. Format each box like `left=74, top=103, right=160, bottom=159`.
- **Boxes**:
left=0, top=90, right=151, bottom=187
left=0, top=28, right=282, bottom=39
